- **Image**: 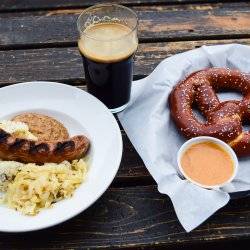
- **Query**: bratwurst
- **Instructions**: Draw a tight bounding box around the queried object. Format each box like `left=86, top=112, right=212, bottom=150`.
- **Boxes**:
left=0, top=128, right=90, bottom=163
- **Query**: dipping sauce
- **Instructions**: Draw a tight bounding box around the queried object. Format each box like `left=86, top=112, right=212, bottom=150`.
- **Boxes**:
left=180, top=141, right=234, bottom=186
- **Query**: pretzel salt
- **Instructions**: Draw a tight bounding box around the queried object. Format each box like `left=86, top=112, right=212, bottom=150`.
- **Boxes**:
left=169, top=68, right=250, bottom=157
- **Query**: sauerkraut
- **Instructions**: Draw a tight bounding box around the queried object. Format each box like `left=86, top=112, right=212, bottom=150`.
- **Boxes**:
left=1, top=159, right=87, bottom=215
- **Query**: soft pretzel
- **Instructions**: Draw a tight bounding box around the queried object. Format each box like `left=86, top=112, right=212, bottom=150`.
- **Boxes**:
left=169, top=68, right=250, bottom=157
left=0, top=128, right=90, bottom=163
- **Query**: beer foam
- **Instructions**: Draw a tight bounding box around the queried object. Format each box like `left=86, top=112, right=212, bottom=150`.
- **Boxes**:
left=78, top=23, right=138, bottom=63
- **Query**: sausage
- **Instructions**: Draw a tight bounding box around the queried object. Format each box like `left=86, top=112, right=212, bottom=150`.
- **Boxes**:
left=0, top=128, right=90, bottom=163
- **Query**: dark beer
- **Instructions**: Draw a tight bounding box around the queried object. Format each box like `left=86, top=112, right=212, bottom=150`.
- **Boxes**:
left=78, top=22, right=138, bottom=112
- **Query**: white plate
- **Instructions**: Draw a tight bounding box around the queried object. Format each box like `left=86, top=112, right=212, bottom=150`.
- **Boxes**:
left=0, top=81, right=122, bottom=232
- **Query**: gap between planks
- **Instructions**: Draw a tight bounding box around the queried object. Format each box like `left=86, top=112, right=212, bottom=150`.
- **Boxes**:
left=0, top=0, right=245, bottom=13
left=0, top=2, right=250, bottom=50
left=1, top=38, right=250, bottom=86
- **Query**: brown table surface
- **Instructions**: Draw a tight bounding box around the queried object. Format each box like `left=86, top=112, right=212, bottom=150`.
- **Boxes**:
left=1, top=0, right=250, bottom=249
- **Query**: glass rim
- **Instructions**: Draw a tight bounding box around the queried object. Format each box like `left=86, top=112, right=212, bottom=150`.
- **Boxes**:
left=77, top=3, right=138, bottom=42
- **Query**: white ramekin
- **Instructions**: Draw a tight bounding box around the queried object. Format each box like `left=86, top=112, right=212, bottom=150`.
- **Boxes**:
left=177, top=136, right=239, bottom=189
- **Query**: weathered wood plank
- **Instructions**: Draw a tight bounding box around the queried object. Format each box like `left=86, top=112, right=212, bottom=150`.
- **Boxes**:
left=0, top=185, right=250, bottom=249
left=0, top=0, right=240, bottom=11
left=1, top=38, right=250, bottom=85
left=0, top=3, right=250, bottom=48
left=117, top=132, right=150, bottom=184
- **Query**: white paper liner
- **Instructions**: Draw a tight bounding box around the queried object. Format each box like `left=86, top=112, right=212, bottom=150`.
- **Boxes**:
left=118, top=44, right=250, bottom=232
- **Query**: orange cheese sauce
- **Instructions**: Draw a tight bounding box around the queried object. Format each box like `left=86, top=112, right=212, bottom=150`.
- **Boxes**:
left=181, top=142, right=234, bottom=186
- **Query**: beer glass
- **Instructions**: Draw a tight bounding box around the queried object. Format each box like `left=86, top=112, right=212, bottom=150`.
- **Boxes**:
left=77, top=4, right=138, bottom=113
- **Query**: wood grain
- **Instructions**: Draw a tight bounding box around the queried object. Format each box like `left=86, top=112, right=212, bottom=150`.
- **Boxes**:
left=1, top=38, right=250, bottom=85
left=116, top=132, right=150, bottom=185
left=0, top=3, right=250, bottom=48
left=0, top=0, right=240, bottom=11
left=0, top=185, right=250, bottom=249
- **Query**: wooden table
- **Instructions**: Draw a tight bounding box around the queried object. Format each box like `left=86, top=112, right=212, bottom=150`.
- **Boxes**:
left=1, top=0, right=250, bottom=249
